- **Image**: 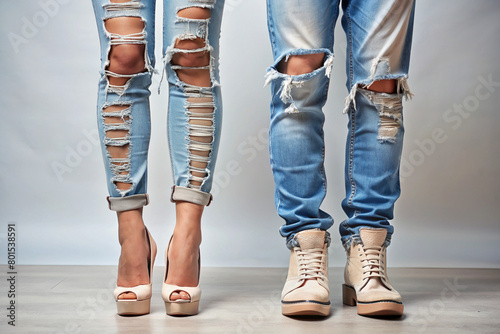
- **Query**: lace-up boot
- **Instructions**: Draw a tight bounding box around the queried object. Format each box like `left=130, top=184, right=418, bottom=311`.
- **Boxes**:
left=281, top=229, right=330, bottom=316
left=343, top=228, right=403, bottom=316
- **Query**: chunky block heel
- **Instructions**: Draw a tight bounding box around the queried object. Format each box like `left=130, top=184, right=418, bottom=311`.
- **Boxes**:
left=342, top=284, right=357, bottom=306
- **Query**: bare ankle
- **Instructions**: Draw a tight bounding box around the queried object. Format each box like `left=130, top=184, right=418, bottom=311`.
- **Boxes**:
left=172, top=227, right=202, bottom=246
left=117, top=209, right=146, bottom=244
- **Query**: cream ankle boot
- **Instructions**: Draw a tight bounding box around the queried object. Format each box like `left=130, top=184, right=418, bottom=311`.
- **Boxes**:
left=281, top=229, right=330, bottom=316
left=343, top=228, right=403, bottom=316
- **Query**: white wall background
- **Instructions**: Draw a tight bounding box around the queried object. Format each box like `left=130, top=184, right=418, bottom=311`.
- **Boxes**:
left=0, top=0, right=499, bottom=268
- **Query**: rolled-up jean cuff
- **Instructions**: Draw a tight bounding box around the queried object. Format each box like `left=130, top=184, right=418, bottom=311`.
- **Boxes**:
left=170, top=186, right=212, bottom=206
left=286, top=228, right=331, bottom=250
left=107, top=194, right=149, bottom=212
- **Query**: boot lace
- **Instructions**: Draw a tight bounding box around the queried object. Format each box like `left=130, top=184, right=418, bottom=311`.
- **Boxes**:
left=297, top=248, right=327, bottom=280
left=360, top=245, right=385, bottom=281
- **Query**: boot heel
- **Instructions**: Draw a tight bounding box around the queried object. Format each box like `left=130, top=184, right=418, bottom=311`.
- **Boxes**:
left=342, top=284, right=357, bottom=306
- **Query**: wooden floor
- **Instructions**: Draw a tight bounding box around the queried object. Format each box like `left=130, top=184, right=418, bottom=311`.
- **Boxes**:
left=1, top=266, right=499, bottom=333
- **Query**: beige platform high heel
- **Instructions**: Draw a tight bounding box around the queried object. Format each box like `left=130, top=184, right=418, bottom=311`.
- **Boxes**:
left=114, top=227, right=157, bottom=316
left=161, top=236, right=201, bottom=316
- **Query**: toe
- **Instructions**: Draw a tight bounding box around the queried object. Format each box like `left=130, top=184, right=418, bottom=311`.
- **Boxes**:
left=170, top=291, right=180, bottom=301
left=179, top=291, right=191, bottom=300
left=118, top=292, right=137, bottom=300
left=170, top=290, right=191, bottom=301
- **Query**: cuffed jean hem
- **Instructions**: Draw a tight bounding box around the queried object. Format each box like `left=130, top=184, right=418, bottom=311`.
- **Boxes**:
left=170, top=186, right=212, bottom=206
left=341, top=229, right=392, bottom=252
left=107, top=194, right=149, bottom=212
left=285, top=228, right=331, bottom=250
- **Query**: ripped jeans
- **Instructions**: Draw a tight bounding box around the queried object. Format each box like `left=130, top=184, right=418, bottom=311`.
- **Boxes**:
left=92, top=0, right=224, bottom=211
left=266, top=0, right=415, bottom=248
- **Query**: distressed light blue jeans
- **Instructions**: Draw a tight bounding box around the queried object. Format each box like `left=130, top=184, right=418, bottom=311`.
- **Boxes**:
left=93, top=0, right=224, bottom=211
left=266, top=0, right=415, bottom=248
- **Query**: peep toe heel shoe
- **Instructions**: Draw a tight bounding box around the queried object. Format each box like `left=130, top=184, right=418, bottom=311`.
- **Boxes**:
left=114, top=227, right=157, bottom=316
left=161, top=237, right=201, bottom=316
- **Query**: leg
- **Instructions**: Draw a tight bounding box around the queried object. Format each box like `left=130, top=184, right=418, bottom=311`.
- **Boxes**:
left=92, top=0, right=156, bottom=306
left=268, top=52, right=333, bottom=239
left=266, top=0, right=340, bottom=317
left=340, top=0, right=415, bottom=255
left=266, top=0, right=339, bottom=246
left=340, top=0, right=415, bottom=316
left=161, top=0, right=224, bottom=311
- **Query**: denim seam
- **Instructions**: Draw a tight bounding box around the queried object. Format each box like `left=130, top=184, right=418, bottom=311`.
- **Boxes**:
left=320, top=133, right=327, bottom=201
left=266, top=0, right=277, bottom=61
left=345, top=1, right=354, bottom=91
left=347, top=106, right=356, bottom=207
left=345, top=0, right=356, bottom=207
left=269, top=82, right=284, bottom=234
left=328, top=2, right=336, bottom=57
left=166, top=100, right=176, bottom=189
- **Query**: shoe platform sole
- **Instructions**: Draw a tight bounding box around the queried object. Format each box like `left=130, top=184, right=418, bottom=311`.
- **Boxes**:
left=165, top=300, right=199, bottom=316
left=116, top=299, right=151, bottom=316
left=342, top=284, right=403, bottom=316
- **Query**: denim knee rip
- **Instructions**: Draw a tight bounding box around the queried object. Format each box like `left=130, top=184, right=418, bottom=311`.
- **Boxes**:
left=264, top=49, right=334, bottom=114
left=162, top=2, right=217, bottom=192
left=358, top=88, right=404, bottom=143
left=100, top=1, right=153, bottom=196
left=344, top=57, right=413, bottom=144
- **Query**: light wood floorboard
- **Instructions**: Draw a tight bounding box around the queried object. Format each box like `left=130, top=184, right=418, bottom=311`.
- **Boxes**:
left=1, top=266, right=499, bottom=333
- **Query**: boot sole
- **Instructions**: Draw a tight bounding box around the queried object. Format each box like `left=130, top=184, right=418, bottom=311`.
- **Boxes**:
left=282, top=301, right=331, bottom=316
left=342, top=284, right=403, bottom=316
